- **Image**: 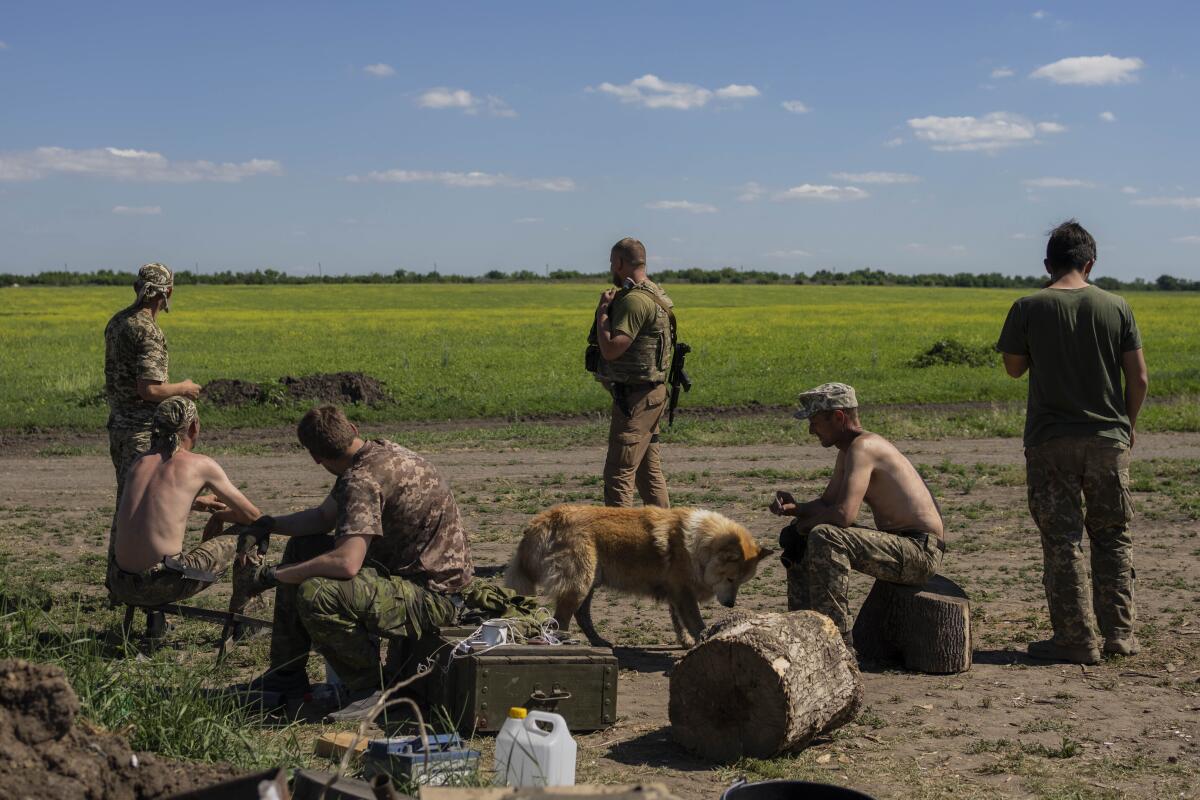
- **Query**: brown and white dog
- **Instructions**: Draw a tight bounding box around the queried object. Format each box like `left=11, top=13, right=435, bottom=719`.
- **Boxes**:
left=505, top=504, right=773, bottom=648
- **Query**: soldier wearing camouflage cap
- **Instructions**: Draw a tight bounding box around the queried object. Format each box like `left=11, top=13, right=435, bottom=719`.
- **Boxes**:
left=110, top=398, right=264, bottom=612
left=588, top=237, right=675, bottom=508
left=769, top=383, right=946, bottom=650
left=103, top=263, right=207, bottom=598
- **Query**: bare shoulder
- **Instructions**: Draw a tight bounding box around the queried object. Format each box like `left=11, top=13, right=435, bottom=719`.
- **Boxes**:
left=847, top=431, right=892, bottom=458
left=182, top=451, right=224, bottom=478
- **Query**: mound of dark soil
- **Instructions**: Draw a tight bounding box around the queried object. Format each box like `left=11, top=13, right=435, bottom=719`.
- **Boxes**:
left=0, top=659, right=238, bottom=799
left=200, top=372, right=391, bottom=409
left=200, top=378, right=268, bottom=407
left=279, top=371, right=390, bottom=406
left=909, top=338, right=995, bottom=368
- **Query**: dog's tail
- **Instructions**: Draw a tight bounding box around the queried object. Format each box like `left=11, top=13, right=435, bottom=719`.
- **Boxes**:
left=505, top=509, right=556, bottom=595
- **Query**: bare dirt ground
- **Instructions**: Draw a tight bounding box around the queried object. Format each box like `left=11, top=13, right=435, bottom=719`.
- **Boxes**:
left=1, top=432, right=1198, bottom=799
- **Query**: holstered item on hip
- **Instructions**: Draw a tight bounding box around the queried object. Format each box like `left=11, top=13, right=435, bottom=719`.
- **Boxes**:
left=161, top=555, right=219, bottom=583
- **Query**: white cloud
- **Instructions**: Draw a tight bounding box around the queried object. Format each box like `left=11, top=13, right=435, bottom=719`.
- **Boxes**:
left=418, top=87, right=477, bottom=110
left=1022, top=177, right=1095, bottom=188
left=589, top=74, right=760, bottom=110
left=417, top=87, right=516, bottom=117
left=0, top=146, right=282, bottom=182
left=645, top=200, right=718, bottom=214
left=781, top=100, right=810, bottom=114
left=1032, top=10, right=1048, bottom=19
left=363, top=63, right=396, bottom=78
left=1031, top=55, right=1144, bottom=86
left=764, top=249, right=812, bottom=258
left=1171, top=235, right=1200, bottom=244
left=514, top=217, right=542, bottom=224
left=0, top=41, right=8, bottom=50
left=1099, top=110, right=1117, bottom=122
left=737, top=181, right=765, bottom=202
left=773, top=184, right=869, bottom=202
left=883, top=137, right=905, bottom=148
left=830, top=171, right=920, bottom=185
left=1132, top=196, right=1200, bottom=208
left=715, top=83, right=760, bottom=99
left=991, top=67, right=1015, bottom=79
left=1120, top=186, right=1139, bottom=194
left=112, top=205, right=162, bottom=216
left=344, top=169, right=575, bottom=192
left=907, top=111, right=1065, bottom=152
left=1010, top=232, right=1034, bottom=240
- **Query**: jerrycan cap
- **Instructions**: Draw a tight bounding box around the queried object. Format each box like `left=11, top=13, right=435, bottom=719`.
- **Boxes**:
left=508, top=707, right=528, bottom=719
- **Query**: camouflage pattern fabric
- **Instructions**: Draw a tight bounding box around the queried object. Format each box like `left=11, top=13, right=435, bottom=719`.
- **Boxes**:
left=801, top=523, right=942, bottom=636
left=1025, top=436, right=1135, bottom=647
left=296, top=568, right=459, bottom=692
left=136, top=262, right=173, bottom=309
left=150, top=396, right=198, bottom=454
left=269, top=534, right=337, bottom=672
left=108, top=537, right=237, bottom=607
left=104, top=304, right=169, bottom=429
left=333, top=439, right=473, bottom=593
left=792, top=382, right=858, bottom=420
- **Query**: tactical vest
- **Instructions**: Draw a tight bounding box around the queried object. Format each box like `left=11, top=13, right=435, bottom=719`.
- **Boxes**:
left=595, top=280, right=674, bottom=385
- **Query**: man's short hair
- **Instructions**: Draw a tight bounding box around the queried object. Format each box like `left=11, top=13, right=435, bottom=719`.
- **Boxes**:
left=297, top=405, right=356, bottom=459
left=611, top=237, right=647, bottom=267
left=1046, top=219, right=1096, bottom=272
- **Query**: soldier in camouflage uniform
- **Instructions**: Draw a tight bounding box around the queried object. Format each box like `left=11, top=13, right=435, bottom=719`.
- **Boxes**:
left=109, top=397, right=262, bottom=609
left=998, top=220, right=1148, bottom=664
left=104, top=263, right=204, bottom=592
left=233, top=405, right=475, bottom=720
left=588, top=237, right=673, bottom=508
left=769, top=383, right=945, bottom=649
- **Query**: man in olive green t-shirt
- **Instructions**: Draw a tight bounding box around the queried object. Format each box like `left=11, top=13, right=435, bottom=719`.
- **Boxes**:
left=589, top=237, right=673, bottom=507
left=997, top=219, right=1149, bottom=665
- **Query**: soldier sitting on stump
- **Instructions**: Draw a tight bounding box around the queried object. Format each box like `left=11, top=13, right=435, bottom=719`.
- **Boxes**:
left=109, top=397, right=264, bottom=611
left=769, top=383, right=945, bottom=651
left=232, top=405, right=478, bottom=721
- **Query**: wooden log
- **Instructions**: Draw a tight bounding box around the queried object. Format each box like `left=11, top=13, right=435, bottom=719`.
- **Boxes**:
left=851, top=574, right=972, bottom=674
left=668, top=611, right=862, bottom=762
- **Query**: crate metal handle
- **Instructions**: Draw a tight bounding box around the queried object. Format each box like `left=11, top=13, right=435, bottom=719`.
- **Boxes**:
left=527, top=688, right=572, bottom=708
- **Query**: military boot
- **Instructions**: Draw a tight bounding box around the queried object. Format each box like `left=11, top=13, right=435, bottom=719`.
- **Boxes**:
left=1027, top=639, right=1101, bottom=665
left=1103, top=635, right=1140, bottom=657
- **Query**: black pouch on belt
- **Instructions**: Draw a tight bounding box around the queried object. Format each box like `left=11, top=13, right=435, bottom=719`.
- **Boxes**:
left=161, top=556, right=218, bottom=583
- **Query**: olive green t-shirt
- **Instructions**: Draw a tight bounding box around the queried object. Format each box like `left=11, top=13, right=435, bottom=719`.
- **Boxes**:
left=608, top=289, right=658, bottom=340
left=996, top=285, right=1142, bottom=447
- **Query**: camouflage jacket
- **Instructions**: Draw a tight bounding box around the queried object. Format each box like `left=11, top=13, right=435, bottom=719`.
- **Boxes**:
left=104, top=304, right=169, bottom=429
left=332, top=439, right=473, bottom=592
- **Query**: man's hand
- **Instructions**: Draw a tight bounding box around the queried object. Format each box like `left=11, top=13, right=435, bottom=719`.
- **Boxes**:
left=596, top=288, right=616, bottom=319
left=177, top=379, right=202, bottom=400
left=769, top=490, right=798, bottom=517
left=192, top=494, right=227, bottom=513
left=231, top=562, right=279, bottom=605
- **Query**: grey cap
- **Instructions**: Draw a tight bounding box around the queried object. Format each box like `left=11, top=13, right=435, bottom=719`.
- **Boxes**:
left=793, top=382, right=858, bottom=420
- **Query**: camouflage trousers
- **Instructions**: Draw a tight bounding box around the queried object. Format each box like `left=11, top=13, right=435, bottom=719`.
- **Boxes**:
left=781, top=522, right=942, bottom=638
left=603, top=383, right=670, bottom=508
left=296, top=569, right=458, bottom=693
left=106, top=424, right=153, bottom=593
left=108, top=537, right=237, bottom=608
left=1025, top=436, right=1135, bottom=648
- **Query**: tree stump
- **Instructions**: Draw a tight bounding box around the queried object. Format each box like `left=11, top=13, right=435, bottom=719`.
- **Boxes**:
left=668, top=611, right=862, bottom=762
left=851, top=574, right=972, bottom=674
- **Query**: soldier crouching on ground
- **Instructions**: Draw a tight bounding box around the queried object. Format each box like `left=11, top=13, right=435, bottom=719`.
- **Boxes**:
left=230, top=405, right=478, bottom=721
left=997, top=219, right=1148, bottom=664
left=769, top=383, right=945, bottom=651
left=109, top=398, right=264, bottom=609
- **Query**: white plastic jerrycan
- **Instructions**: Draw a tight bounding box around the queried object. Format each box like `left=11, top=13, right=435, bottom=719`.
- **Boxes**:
left=494, top=707, right=577, bottom=787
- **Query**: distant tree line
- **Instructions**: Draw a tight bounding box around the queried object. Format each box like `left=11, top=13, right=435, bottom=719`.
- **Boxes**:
left=3, top=266, right=1198, bottom=291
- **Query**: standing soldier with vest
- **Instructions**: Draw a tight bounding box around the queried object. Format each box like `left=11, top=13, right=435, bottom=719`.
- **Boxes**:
left=589, top=237, right=673, bottom=508
left=104, top=263, right=204, bottom=589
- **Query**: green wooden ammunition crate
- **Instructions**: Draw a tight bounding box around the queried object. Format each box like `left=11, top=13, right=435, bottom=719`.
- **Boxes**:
left=402, top=627, right=618, bottom=735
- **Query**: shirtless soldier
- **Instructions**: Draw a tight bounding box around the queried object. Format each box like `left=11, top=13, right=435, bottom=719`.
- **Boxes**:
left=109, top=397, right=263, bottom=609
left=769, top=383, right=944, bottom=648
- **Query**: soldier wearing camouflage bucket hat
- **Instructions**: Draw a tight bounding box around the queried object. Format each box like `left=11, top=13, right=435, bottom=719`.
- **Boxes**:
left=109, top=397, right=266, bottom=613
left=769, top=382, right=946, bottom=651
left=997, top=220, right=1149, bottom=665
left=103, top=263, right=208, bottom=599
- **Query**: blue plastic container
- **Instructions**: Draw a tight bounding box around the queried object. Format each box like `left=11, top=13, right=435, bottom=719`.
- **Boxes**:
left=362, top=733, right=481, bottom=786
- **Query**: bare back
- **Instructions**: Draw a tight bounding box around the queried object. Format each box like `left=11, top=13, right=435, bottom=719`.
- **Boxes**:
left=115, top=450, right=217, bottom=572
left=830, top=432, right=944, bottom=537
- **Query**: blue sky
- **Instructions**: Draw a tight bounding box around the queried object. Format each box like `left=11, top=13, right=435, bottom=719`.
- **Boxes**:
left=2, top=1, right=1199, bottom=279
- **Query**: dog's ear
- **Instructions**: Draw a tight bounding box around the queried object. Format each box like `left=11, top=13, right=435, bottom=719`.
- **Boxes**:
left=754, top=546, right=775, bottom=562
